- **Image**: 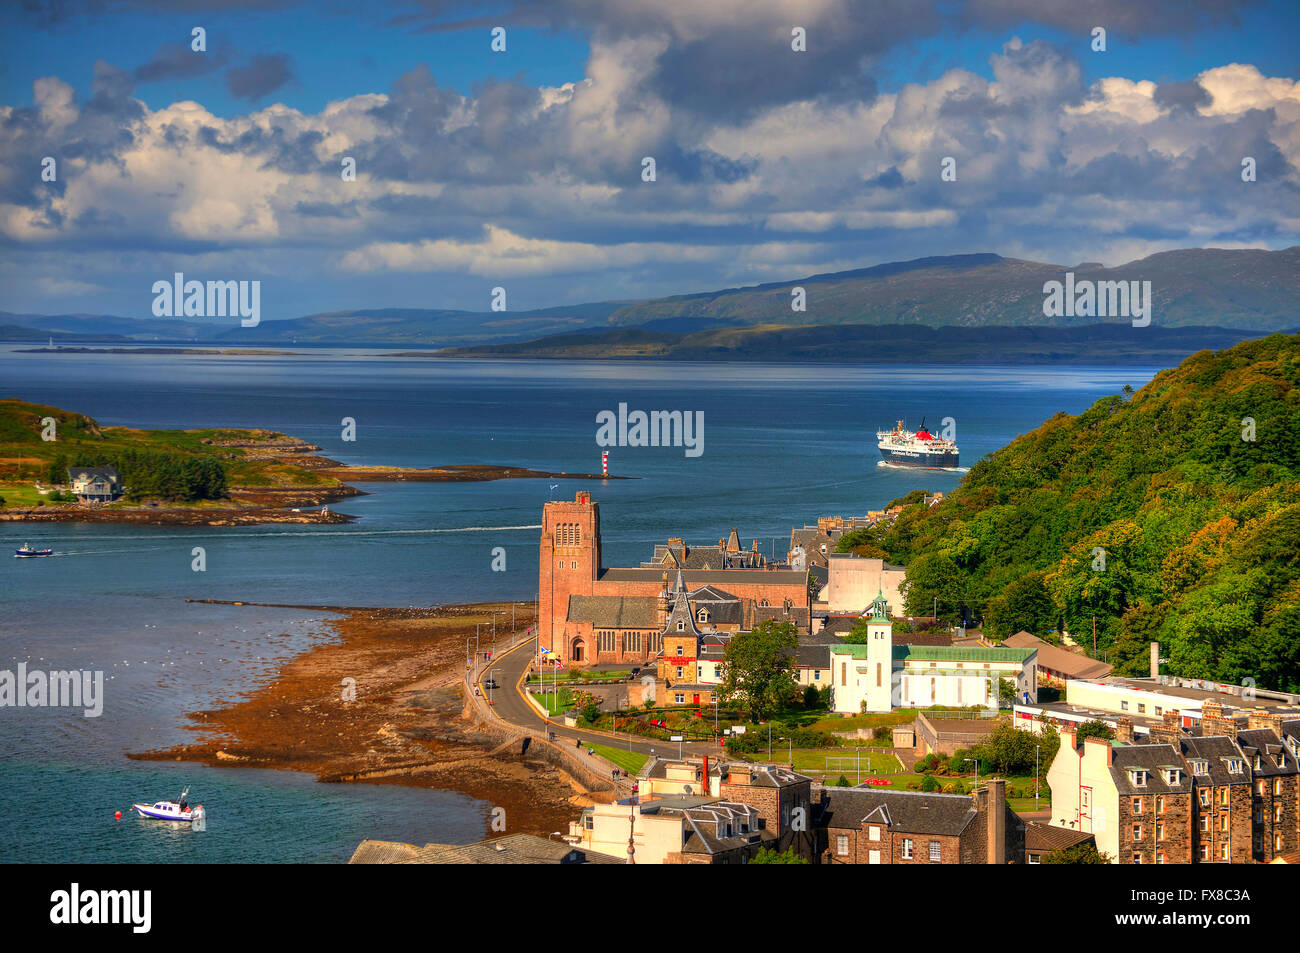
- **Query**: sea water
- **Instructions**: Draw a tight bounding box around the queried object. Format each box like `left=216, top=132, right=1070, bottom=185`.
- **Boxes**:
left=0, top=347, right=1157, bottom=862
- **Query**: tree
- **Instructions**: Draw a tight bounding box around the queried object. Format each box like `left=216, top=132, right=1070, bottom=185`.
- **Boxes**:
left=1041, top=842, right=1111, bottom=864
left=803, top=684, right=821, bottom=708
left=719, top=621, right=799, bottom=721
left=983, top=572, right=1056, bottom=640
left=751, top=847, right=809, bottom=864
left=1075, top=720, right=1114, bottom=742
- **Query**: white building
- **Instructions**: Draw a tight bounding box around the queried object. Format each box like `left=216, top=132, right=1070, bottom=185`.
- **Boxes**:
left=829, top=594, right=1037, bottom=714
left=824, top=554, right=906, bottom=615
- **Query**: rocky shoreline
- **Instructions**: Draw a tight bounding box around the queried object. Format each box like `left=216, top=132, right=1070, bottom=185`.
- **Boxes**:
left=129, top=601, right=606, bottom=839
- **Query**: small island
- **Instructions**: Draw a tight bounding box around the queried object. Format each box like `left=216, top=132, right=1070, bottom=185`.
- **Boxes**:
left=0, top=399, right=627, bottom=526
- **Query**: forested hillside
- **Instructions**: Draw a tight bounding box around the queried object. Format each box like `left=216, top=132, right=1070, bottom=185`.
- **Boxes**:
left=841, top=333, right=1300, bottom=691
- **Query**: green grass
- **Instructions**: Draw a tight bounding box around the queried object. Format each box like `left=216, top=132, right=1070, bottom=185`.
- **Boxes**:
left=528, top=687, right=576, bottom=716
left=588, top=744, right=649, bottom=775
left=527, top=670, right=629, bottom=685
left=0, top=483, right=55, bottom=506
left=782, top=749, right=904, bottom=777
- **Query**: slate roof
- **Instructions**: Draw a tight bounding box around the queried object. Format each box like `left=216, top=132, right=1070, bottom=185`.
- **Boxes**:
left=1109, top=744, right=1194, bottom=796
left=721, top=763, right=808, bottom=789
left=1177, top=735, right=1250, bottom=787
left=796, top=642, right=832, bottom=669
left=816, top=787, right=977, bottom=837
left=1235, top=728, right=1299, bottom=777
left=753, top=604, right=811, bottom=629
left=67, top=465, right=119, bottom=480
left=567, top=594, right=661, bottom=629
left=698, top=633, right=731, bottom=659
left=1003, top=631, right=1111, bottom=680
left=689, top=585, right=745, bottom=626
left=600, top=568, right=806, bottom=585
left=663, top=572, right=701, bottom=637
left=671, top=803, right=773, bottom=855
left=1025, top=822, right=1095, bottom=854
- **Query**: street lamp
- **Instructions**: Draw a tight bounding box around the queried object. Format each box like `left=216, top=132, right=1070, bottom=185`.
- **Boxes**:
left=964, top=757, right=980, bottom=791
left=1035, top=745, right=1040, bottom=809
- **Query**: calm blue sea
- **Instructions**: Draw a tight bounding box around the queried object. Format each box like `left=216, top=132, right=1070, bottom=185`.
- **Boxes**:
left=0, top=347, right=1158, bottom=862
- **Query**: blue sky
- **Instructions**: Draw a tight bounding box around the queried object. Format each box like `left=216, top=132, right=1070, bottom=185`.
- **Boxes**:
left=2, top=0, right=1298, bottom=319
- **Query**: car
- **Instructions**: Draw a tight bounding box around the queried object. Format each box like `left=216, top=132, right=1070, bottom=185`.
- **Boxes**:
left=483, top=678, right=499, bottom=689
left=630, top=667, right=641, bottom=676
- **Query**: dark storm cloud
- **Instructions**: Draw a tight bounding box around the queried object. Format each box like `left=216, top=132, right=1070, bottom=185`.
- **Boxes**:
left=134, top=41, right=232, bottom=83
left=1154, top=80, right=1212, bottom=113
left=195, top=122, right=325, bottom=171
left=225, top=52, right=294, bottom=101
left=963, top=0, right=1259, bottom=36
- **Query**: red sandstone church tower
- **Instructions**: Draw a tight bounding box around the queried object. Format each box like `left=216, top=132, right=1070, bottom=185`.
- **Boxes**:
left=539, top=491, right=601, bottom=662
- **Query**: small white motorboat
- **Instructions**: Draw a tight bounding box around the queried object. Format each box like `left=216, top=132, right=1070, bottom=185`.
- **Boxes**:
left=15, top=543, right=53, bottom=558
left=132, top=787, right=196, bottom=822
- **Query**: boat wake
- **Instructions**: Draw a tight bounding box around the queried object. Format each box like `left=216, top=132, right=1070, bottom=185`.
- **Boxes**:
left=876, top=460, right=969, bottom=474
left=2, top=525, right=544, bottom=544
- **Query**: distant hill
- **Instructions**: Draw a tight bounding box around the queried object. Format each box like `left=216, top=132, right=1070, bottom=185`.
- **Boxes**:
left=437, top=323, right=1286, bottom=365
left=602, top=247, right=1300, bottom=331
left=845, top=332, right=1300, bottom=690
left=4, top=246, right=1297, bottom=348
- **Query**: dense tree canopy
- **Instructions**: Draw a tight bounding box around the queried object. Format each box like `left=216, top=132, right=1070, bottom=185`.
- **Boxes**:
left=861, top=333, right=1300, bottom=691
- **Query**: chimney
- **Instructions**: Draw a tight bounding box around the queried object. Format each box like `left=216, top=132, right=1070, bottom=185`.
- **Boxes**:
left=1150, top=641, right=1160, bottom=679
left=1060, top=726, right=1078, bottom=753
left=1115, top=716, right=1134, bottom=744
left=1147, top=709, right=1183, bottom=744
left=1084, top=734, right=1113, bottom=766
left=1201, top=701, right=1238, bottom=739
left=985, top=779, right=1006, bottom=865
left=1246, top=709, right=1285, bottom=737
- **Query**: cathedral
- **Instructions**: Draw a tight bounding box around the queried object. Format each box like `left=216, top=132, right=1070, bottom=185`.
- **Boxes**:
left=538, top=492, right=809, bottom=667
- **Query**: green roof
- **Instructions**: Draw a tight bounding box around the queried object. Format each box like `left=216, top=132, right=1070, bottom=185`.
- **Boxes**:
left=829, top=644, right=1036, bottom=663
left=892, top=645, right=1036, bottom=663
left=828, top=643, right=876, bottom=659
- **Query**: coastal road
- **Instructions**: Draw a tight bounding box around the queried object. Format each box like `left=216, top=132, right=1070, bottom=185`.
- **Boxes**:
left=477, top=637, right=722, bottom=763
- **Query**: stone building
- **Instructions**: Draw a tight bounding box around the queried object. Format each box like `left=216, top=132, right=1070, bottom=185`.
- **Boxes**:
left=816, top=779, right=1023, bottom=865
left=539, top=493, right=809, bottom=666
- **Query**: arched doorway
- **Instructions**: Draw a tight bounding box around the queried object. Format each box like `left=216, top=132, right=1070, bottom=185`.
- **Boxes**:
left=569, top=638, right=586, bottom=663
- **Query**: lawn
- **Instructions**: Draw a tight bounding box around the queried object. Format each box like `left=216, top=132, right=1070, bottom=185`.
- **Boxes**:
left=527, top=670, right=630, bottom=685
left=0, top=483, right=54, bottom=507
left=774, top=748, right=904, bottom=779
left=589, top=744, right=649, bottom=775
left=528, top=686, right=576, bottom=716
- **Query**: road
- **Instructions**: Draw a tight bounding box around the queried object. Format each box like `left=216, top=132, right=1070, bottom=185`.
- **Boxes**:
left=476, top=636, right=722, bottom=763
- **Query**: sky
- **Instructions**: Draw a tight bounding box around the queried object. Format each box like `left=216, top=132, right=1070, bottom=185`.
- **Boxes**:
left=2, top=0, right=1298, bottom=320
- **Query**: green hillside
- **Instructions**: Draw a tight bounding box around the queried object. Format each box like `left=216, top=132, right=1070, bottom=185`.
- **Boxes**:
left=605, top=247, right=1300, bottom=332
left=842, top=333, right=1300, bottom=691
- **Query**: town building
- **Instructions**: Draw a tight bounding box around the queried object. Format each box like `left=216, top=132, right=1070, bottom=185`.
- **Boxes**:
left=827, top=593, right=1037, bottom=714
left=815, top=779, right=1023, bottom=864
left=570, top=795, right=774, bottom=864
left=822, top=553, right=906, bottom=615
left=1047, top=730, right=1196, bottom=864
left=1024, top=822, right=1096, bottom=864
left=1000, top=631, right=1112, bottom=685
left=539, top=493, right=808, bottom=666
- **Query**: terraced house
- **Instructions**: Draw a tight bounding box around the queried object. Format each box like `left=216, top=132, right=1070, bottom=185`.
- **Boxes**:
left=816, top=779, right=1023, bottom=864
left=1048, top=731, right=1195, bottom=864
